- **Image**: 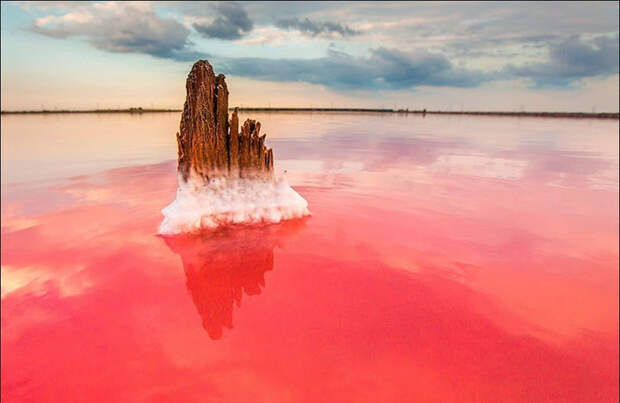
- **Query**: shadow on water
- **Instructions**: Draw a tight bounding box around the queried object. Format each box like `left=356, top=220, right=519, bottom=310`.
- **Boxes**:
left=162, top=218, right=308, bottom=339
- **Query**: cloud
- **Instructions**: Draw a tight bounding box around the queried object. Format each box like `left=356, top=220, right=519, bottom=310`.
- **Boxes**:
left=504, top=35, right=620, bottom=86
left=264, top=3, right=619, bottom=60
left=20, top=2, right=618, bottom=92
left=216, top=47, right=496, bottom=90
left=15, top=1, right=89, bottom=11
left=275, top=17, right=359, bottom=37
left=444, top=34, right=560, bottom=58
left=192, top=2, right=253, bottom=40
left=29, top=2, right=199, bottom=61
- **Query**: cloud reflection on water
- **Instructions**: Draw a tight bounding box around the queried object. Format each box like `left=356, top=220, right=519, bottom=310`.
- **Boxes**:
left=1, top=113, right=618, bottom=402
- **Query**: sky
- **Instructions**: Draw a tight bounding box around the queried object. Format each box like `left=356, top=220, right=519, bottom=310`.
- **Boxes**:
left=1, top=1, right=618, bottom=111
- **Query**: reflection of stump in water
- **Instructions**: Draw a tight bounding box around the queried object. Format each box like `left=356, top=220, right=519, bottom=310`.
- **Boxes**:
left=163, top=220, right=306, bottom=339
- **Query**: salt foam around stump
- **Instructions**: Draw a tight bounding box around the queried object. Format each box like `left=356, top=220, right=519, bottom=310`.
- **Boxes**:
left=159, top=174, right=310, bottom=234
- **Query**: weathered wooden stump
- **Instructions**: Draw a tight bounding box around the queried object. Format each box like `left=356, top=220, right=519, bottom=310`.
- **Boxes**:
left=177, top=60, right=274, bottom=182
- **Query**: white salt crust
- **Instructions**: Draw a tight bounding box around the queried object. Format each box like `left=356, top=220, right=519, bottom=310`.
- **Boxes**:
left=159, top=174, right=310, bottom=234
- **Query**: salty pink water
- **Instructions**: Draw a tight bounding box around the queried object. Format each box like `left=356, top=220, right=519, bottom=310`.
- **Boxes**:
left=1, top=113, right=618, bottom=402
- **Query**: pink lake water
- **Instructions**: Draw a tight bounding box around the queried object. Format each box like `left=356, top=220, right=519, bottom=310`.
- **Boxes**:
left=1, top=112, right=618, bottom=402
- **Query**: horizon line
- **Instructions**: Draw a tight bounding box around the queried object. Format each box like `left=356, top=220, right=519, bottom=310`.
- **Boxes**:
left=1, top=107, right=618, bottom=119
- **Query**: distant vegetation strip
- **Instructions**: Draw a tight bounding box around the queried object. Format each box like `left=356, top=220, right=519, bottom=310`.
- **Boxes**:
left=1, top=107, right=618, bottom=119
left=234, top=108, right=620, bottom=119
left=1, top=107, right=181, bottom=115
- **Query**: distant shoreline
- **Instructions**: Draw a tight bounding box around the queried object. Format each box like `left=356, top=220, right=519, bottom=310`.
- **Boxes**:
left=236, top=108, right=620, bottom=119
left=0, top=108, right=181, bottom=115
left=1, top=107, right=618, bottom=119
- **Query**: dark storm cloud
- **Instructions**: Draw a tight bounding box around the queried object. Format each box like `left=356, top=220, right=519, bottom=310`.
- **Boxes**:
left=504, top=35, right=620, bottom=86
left=216, top=47, right=495, bottom=90
left=275, top=17, right=359, bottom=37
left=29, top=3, right=198, bottom=61
left=193, top=2, right=253, bottom=40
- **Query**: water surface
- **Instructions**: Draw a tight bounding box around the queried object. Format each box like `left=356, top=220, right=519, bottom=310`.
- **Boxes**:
left=2, top=112, right=618, bottom=402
